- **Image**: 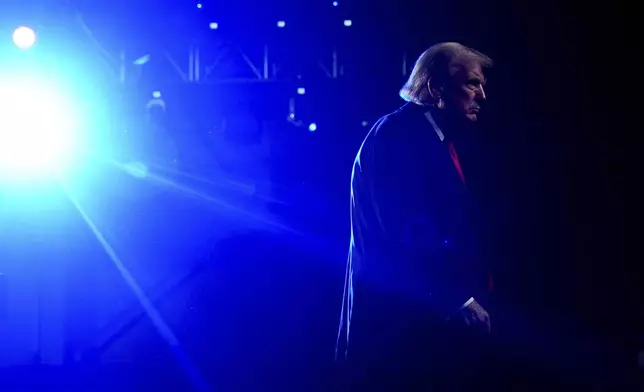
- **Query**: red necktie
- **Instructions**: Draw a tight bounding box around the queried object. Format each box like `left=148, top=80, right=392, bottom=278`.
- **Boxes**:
left=447, top=141, right=494, bottom=292
left=447, top=142, right=465, bottom=184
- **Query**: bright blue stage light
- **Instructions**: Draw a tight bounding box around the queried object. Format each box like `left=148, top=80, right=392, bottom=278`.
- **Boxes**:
left=12, top=26, right=36, bottom=50
left=308, top=123, right=317, bottom=132
left=0, top=80, right=80, bottom=180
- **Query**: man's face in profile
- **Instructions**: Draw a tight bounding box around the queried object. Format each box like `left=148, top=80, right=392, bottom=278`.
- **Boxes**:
left=443, top=63, right=487, bottom=122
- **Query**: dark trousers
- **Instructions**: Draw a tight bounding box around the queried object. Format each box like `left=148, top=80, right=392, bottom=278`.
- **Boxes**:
left=340, top=293, right=615, bottom=391
left=346, top=329, right=497, bottom=391
left=340, top=290, right=498, bottom=392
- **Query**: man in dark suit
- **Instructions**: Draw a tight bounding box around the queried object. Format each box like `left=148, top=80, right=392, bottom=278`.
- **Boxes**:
left=336, top=42, right=496, bottom=390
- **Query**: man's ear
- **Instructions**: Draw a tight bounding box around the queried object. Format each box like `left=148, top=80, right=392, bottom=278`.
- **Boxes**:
left=427, top=78, right=443, bottom=102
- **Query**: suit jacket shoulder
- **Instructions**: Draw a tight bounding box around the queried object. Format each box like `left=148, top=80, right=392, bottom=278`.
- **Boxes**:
left=357, top=104, right=434, bottom=173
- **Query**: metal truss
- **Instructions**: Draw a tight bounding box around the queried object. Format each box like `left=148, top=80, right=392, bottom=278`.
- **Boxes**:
left=41, top=3, right=421, bottom=90
left=102, top=45, right=411, bottom=88
left=118, top=42, right=344, bottom=85
left=73, top=9, right=411, bottom=86
left=72, top=9, right=310, bottom=85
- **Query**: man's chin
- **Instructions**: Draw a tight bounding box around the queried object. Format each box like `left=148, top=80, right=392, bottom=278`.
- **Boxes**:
left=465, top=113, right=478, bottom=122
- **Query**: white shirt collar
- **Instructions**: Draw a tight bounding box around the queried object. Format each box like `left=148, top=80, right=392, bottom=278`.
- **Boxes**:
left=423, top=109, right=445, bottom=142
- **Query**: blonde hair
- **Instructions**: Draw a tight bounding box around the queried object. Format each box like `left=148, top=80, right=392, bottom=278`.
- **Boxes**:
left=400, top=42, right=493, bottom=105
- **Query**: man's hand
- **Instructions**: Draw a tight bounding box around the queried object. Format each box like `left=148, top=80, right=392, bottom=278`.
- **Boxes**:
left=457, top=298, right=491, bottom=333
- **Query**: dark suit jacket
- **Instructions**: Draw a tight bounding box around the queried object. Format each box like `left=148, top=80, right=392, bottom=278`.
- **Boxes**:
left=336, top=102, right=490, bottom=364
